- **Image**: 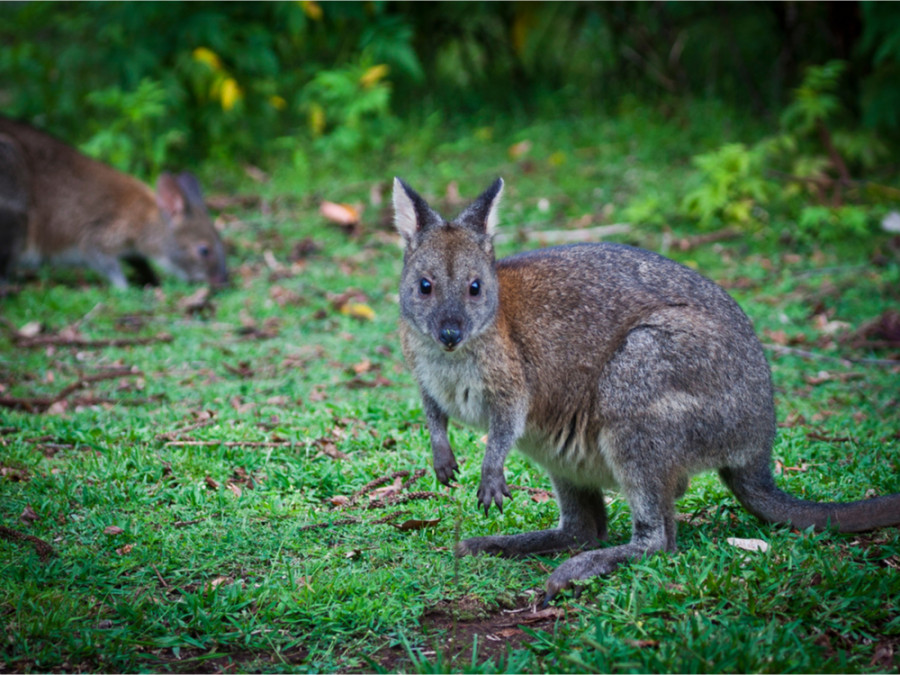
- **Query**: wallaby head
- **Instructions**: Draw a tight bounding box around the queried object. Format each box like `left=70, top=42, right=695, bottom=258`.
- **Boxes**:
left=393, top=177, right=503, bottom=352
left=155, top=171, right=228, bottom=288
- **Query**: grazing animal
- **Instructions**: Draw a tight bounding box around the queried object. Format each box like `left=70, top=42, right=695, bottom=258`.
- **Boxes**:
left=0, top=116, right=227, bottom=289
left=392, top=176, right=900, bottom=602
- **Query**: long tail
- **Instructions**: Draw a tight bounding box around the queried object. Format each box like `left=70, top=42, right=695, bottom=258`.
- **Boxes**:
left=719, top=462, right=900, bottom=533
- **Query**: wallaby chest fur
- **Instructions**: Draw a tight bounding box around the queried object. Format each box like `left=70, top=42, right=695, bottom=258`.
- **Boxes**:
left=393, top=177, right=900, bottom=602
left=0, top=116, right=227, bottom=288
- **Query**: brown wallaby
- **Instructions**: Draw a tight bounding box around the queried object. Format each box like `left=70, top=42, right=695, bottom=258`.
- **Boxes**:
left=393, top=177, right=900, bottom=603
left=0, top=116, right=227, bottom=289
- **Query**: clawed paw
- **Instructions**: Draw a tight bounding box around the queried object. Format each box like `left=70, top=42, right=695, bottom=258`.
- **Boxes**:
left=542, top=566, right=584, bottom=606
left=433, top=459, right=459, bottom=486
left=476, top=471, right=511, bottom=516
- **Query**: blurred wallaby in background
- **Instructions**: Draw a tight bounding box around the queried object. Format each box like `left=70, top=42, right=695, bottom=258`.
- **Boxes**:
left=0, top=116, right=227, bottom=289
left=393, top=177, right=900, bottom=602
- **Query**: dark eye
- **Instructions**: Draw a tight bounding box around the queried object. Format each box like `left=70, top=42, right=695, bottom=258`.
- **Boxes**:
left=418, top=278, right=432, bottom=295
left=197, top=244, right=211, bottom=259
left=469, top=279, right=481, bottom=296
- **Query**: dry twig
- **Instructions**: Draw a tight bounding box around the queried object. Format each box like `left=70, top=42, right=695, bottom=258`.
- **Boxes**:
left=0, top=368, right=143, bottom=413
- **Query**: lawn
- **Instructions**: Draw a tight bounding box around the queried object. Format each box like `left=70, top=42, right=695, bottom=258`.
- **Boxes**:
left=2, top=103, right=899, bottom=673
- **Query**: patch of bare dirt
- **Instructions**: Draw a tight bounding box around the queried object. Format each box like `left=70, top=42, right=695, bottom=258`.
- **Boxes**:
left=369, top=594, right=573, bottom=671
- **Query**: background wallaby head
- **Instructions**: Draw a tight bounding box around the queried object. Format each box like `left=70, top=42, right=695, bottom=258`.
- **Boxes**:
left=393, top=177, right=503, bottom=352
left=154, top=171, right=228, bottom=287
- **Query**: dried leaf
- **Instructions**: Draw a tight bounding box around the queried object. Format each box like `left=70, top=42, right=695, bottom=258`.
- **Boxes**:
left=352, top=359, right=373, bottom=374
left=370, top=477, right=403, bottom=500
left=314, top=439, right=349, bottom=460
left=329, top=495, right=351, bottom=507
left=20, top=505, right=39, bottom=524
left=178, top=287, right=212, bottom=315
left=269, top=284, right=302, bottom=307
left=205, top=476, right=220, bottom=490
left=320, top=201, right=360, bottom=226
left=494, top=627, right=523, bottom=638
left=18, top=321, right=42, bottom=338
left=508, top=140, right=532, bottom=159
left=115, top=543, right=134, bottom=556
left=530, top=489, right=553, bottom=503
left=46, top=400, right=69, bottom=415
left=104, top=525, right=124, bottom=536
left=230, top=396, right=255, bottom=414
left=726, top=537, right=769, bottom=553
left=205, top=576, right=234, bottom=591
left=226, top=482, right=242, bottom=498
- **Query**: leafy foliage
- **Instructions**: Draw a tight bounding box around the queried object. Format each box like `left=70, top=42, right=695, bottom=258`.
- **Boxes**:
left=2, top=2, right=899, bottom=180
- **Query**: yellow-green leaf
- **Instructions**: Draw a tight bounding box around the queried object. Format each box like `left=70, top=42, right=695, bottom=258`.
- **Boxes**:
left=300, top=0, right=322, bottom=20
left=220, top=78, right=242, bottom=111
left=340, top=303, right=375, bottom=321
left=359, top=64, right=390, bottom=88
left=309, top=103, right=326, bottom=136
left=192, top=47, right=222, bottom=71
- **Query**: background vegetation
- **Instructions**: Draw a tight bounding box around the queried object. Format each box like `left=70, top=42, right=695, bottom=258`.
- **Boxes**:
left=1, top=2, right=899, bottom=673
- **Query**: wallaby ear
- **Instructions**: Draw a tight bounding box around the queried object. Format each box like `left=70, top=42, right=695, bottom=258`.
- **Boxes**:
left=176, top=172, right=206, bottom=211
left=392, top=177, right=442, bottom=245
left=455, top=177, right=503, bottom=236
left=156, top=172, right=185, bottom=219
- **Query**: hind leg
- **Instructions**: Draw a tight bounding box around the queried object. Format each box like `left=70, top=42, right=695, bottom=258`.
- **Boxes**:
left=545, top=452, right=680, bottom=601
left=457, top=475, right=608, bottom=558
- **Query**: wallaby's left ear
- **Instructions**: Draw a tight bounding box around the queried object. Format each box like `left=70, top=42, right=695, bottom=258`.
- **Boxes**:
left=156, top=172, right=185, bottom=220
left=456, top=177, right=503, bottom=236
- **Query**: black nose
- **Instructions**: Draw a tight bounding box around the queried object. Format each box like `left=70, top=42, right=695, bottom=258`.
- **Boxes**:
left=439, top=327, right=462, bottom=348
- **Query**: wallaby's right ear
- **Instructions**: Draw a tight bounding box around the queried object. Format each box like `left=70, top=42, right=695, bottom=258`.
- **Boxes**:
left=393, top=177, right=441, bottom=248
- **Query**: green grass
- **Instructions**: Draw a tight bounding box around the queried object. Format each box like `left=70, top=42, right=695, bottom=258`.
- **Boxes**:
left=2, top=102, right=899, bottom=673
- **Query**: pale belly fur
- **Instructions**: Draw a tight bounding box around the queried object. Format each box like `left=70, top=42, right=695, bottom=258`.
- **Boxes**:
left=416, top=351, right=619, bottom=491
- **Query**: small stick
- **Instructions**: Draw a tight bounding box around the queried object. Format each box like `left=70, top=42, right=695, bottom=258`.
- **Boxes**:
left=155, top=417, right=217, bottom=441
left=150, top=563, right=170, bottom=588
left=164, top=440, right=297, bottom=447
left=0, top=368, right=142, bottom=412
left=16, top=332, right=173, bottom=349
left=764, top=343, right=899, bottom=368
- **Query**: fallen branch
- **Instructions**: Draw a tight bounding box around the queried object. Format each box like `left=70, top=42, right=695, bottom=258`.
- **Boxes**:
left=155, top=417, right=218, bottom=442
left=662, top=228, right=743, bottom=252
left=163, top=440, right=297, bottom=447
left=0, top=368, right=143, bottom=413
left=493, top=224, right=631, bottom=245
left=15, top=332, right=173, bottom=349
left=0, top=525, right=55, bottom=561
left=764, top=343, right=899, bottom=367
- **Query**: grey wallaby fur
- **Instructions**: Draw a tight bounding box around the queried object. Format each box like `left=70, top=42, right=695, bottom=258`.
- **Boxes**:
left=393, top=176, right=900, bottom=602
left=0, top=116, right=227, bottom=289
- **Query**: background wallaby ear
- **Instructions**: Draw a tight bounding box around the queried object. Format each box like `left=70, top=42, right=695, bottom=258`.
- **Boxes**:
left=392, top=177, right=442, bottom=245
left=176, top=172, right=206, bottom=212
left=156, top=172, right=185, bottom=219
left=455, top=177, right=504, bottom=236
